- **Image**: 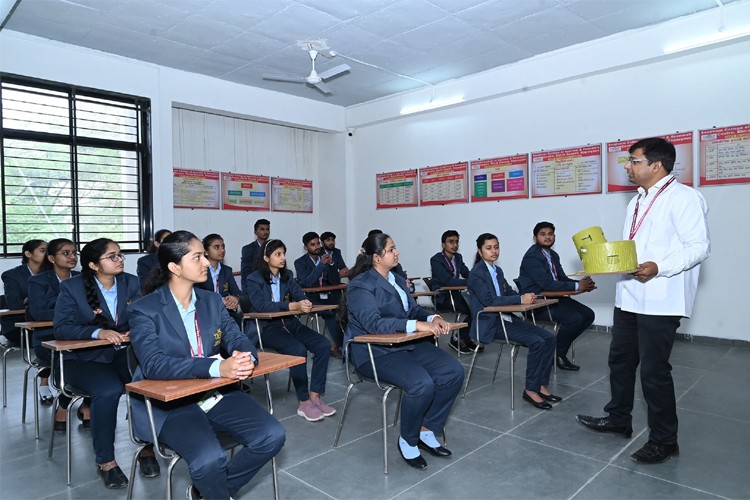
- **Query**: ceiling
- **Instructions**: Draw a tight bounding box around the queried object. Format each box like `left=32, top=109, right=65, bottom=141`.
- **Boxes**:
left=2, top=0, right=739, bottom=107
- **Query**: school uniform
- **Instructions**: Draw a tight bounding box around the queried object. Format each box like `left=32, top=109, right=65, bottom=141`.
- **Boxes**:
left=53, top=273, right=139, bottom=465
left=429, top=251, right=472, bottom=342
left=239, top=241, right=262, bottom=295
left=1, top=264, right=33, bottom=344
left=245, top=270, right=331, bottom=402
left=345, top=267, right=464, bottom=446
left=27, top=270, right=81, bottom=365
left=324, top=247, right=347, bottom=274
left=136, top=253, right=158, bottom=293
left=196, top=262, right=243, bottom=327
left=467, top=261, right=555, bottom=393
left=293, top=254, right=344, bottom=347
left=128, top=285, right=285, bottom=499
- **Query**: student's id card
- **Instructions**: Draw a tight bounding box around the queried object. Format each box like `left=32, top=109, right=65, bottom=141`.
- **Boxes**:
left=197, top=391, right=223, bottom=413
left=320, top=293, right=329, bottom=300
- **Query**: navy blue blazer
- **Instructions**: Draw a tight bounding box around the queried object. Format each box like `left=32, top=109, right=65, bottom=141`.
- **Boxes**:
left=518, top=244, right=577, bottom=294
left=128, top=284, right=256, bottom=438
left=197, top=263, right=241, bottom=298
left=136, top=253, right=158, bottom=292
left=27, top=270, right=80, bottom=344
left=53, top=273, right=141, bottom=363
left=1, top=264, right=32, bottom=338
left=324, top=248, right=347, bottom=272
left=240, top=241, right=262, bottom=294
left=345, top=268, right=431, bottom=368
left=467, top=261, right=522, bottom=344
left=293, top=254, right=341, bottom=301
left=429, top=251, right=470, bottom=309
left=246, top=269, right=306, bottom=327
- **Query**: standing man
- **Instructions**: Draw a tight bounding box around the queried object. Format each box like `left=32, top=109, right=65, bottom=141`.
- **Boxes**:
left=576, top=137, right=710, bottom=464
left=294, top=232, right=345, bottom=358
left=240, top=218, right=270, bottom=294
left=320, top=231, right=348, bottom=278
left=429, top=230, right=481, bottom=354
left=518, top=222, right=596, bottom=370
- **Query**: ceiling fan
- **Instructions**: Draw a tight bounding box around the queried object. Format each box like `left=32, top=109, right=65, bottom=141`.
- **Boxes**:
left=262, top=49, right=351, bottom=94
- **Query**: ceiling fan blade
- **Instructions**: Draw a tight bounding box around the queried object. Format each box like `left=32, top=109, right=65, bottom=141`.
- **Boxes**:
left=313, top=81, right=332, bottom=94
left=318, top=63, right=351, bottom=80
left=262, top=73, right=307, bottom=83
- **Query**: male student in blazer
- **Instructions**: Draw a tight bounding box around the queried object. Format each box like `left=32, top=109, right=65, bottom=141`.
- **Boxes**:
left=294, top=232, right=344, bottom=357
left=240, top=218, right=270, bottom=294
left=320, top=231, right=348, bottom=278
left=518, top=221, right=596, bottom=370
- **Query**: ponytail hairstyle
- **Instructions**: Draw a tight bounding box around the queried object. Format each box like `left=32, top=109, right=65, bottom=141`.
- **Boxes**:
left=46, top=238, right=76, bottom=270
left=474, top=232, right=498, bottom=266
left=146, top=229, right=172, bottom=254
left=21, top=239, right=47, bottom=264
left=80, top=238, right=122, bottom=330
left=337, top=232, right=391, bottom=328
left=201, top=233, right=223, bottom=251
left=256, top=239, right=290, bottom=284
left=142, top=230, right=197, bottom=294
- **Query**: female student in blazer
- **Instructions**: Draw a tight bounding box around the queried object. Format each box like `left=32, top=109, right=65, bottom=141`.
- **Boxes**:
left=342, top=233, right=464, bottom=471
left=245, top=239, right=335, bottom=422
left=467, top=233, right=559, bottom=410
left=136, top=229, right=171, bottom=292
left=27, top=238, right=81, bottom=415
left=53, top=238, right=159, bottom=489
left=196, top=233, right=242, bottom=325
left=1, top=239, right=48, bottom=345
left=129, top=231, right=285, bottom=500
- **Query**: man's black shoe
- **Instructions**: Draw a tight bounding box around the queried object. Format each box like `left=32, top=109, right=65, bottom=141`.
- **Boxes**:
left=417, top=439, right=452, bottom=457
left=137, top=450, right=161, bottom=478
left=556, top=356, right=580, bottom=371
left=464, top=338, right=485, bottom=353
left=631, top=441, right=679, bottom=464
left=575, top=415, right=633, bottom=438
left=97, top=465, right=128, bottom=489
left=448, top=337, right=473, bottom=355
left=397, top=440, right=427, bottom=470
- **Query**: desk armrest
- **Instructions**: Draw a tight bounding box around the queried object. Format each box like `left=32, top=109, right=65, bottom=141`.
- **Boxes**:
left=42, top=338, right=127, bottom=351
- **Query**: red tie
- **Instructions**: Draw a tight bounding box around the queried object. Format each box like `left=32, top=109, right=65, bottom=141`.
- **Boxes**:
left=215, top=276, right=220, bottom=293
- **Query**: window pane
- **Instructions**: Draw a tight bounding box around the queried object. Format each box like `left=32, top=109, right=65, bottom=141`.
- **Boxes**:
left=1, top=84, right=69, bottom=135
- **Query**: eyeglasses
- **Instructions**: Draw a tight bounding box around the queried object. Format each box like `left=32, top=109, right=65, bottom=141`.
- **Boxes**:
left=626, top=157, right=649, bottom=165
left=57, top=251, right=78, bottom=258
left=100, top=253, right=126, bottom=262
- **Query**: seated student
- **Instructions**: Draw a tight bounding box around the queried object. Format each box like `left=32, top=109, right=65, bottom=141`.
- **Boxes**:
left=240, top=218, right=270, bottom=295
left=518, top=222, right=596, bottom=371
left=129, top=231, right=285, bottom=500
left=342, top=232, right=464, bottom=470
left=293, top=231, right=345, bottom=358
left=136, top=229, right=171, bottom=293
left=53, top=238, right=159, bottom=489
left=246, top=239, right=335, bottom=422
left=27, top=238, right=81, bottom=415
left=429, top=230, right=482, bottom=355
left=320, top=231, right=349, bottom=278
left=367, top=229, right=413, bottom=291
left=467, top=233, right=559, bottom=411
left=2, top=239, right=48, bottom=345
left=197, top=233, right=242, bottom=326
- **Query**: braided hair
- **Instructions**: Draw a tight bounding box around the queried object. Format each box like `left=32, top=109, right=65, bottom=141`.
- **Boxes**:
left=80, top=238, right=123, bottom=331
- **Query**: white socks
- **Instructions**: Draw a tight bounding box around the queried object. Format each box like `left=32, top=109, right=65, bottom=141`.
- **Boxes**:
left=398, top=437, right=419, bottom=459
left=420, top=430, right=441, bottom=448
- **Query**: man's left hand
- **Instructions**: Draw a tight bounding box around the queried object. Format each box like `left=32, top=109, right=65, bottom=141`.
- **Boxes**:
left=633, top=261, right=658, bottom=282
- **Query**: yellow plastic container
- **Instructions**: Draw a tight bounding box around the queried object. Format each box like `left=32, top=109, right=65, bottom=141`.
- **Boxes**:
left=572, top=226, right=607, bottom=260
left=582, top=241, right=638, bottom=274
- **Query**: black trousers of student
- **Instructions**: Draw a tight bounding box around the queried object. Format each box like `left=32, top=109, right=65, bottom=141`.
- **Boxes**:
left=533, top=297, right=595, bottom=356
left=499, top=316, right=555, bottom=392
left=158, top=391, right=285, bottom=500
left=604, top=308, right=681, bottom=445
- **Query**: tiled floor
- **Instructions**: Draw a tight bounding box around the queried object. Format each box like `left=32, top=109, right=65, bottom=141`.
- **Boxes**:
left=1, top=330, right=748, bottom=499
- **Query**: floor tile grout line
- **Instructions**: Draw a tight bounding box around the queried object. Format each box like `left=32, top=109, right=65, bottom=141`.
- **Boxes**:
left=604, top=462, right=730, bottom=499
left=279, top=469, right=338, bottom=499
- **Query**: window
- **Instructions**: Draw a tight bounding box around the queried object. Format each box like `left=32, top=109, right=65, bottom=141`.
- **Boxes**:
left=0, top=74, right=152, bottom=256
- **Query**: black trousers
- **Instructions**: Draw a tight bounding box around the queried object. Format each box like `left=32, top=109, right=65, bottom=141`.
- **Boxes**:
left=533, top=297, right=595, bottom=356
left=604, top=308, right=681, bottom=444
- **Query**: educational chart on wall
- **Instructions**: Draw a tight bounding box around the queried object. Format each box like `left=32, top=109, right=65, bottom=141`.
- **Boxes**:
left=221, top=173, right=270, bottom=211
left=173, top=168, right=221, bottom=209
left=376, top=169, right=418, bottom=209
left=469, top=154, right=528, bottom=202
left=419, top=162, right=469, bottom=206
left=531, top=145, right=602, bottom=198
left=699, top=124, right=750, bottom=186
left=606, top=132, right=693, bottom=192
left=271, top=177, right=313, bottom=213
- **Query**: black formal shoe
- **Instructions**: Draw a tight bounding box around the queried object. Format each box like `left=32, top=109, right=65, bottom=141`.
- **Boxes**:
left=77, top=407, right=91, bottom=429
left=97, top=465, right=128, bottom=489
left=575, top=415, right=633, bottom=438
left=539, top=392, right=563, bottom=403
left=522, top=391, right=552, bottom=410
left=464, top=338, right=485, bottom=353
left=137, top=451, right=161, bottom=478
left=39, top=392, right=54, bottom=406
left=631, top=441, right=679, bottom=464
left=417, top=439, right=452, bottom=457
left=397, top=440, right=427, bottom=470
left=556, top=356, right=580, bottom=371
left=449, top=337, right=474, bottom=355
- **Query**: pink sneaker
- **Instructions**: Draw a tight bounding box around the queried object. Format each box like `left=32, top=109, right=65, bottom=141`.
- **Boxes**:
left=297, top=400, right=324, bottom=422
left=313, top=398, right=336, bottom=417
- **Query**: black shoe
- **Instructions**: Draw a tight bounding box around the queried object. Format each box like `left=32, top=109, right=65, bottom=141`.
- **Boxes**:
left=448, top=337, right=474, bottom=354
left=397, top=440, right=427, bottom=470
left=575, top=415, right=633, bottom=438
left=556, top=356, right=580, bottom=371
left=539, top=392, right=562, bottom=403
left=464, top=338, right=485, bottom=353
left=522, top=391, right=552, bottom=410
left=631, top=441, right=679, bottom=464
left=330, top=346, right=343, bottom=359
left=97, top=465, right=128, bottom=489
left=417, top=439, right=452, bottom=458
left=77, top=407, right=91, bottom=429
left=40, top=393, right=54, bottom=406
left=186, top=483, right=202, bottom=499
left=137, top=451, right=161, bottom=478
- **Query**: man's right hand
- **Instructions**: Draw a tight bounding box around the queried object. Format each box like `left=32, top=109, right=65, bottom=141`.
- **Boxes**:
left=579, top=276, right=596, bottom=292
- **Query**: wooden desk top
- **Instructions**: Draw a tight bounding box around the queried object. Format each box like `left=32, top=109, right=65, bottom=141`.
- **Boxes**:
left=242, top=304, right=338, bottom=320
left=354, top=322, right=468, bottom=344
left=439, top=286, right=467, bottom=291
left=411, top=291, right=438, bottom=297
left=480, top=298, right=558, bottom=313
left=538, top=290, right=584, bottom=298
left=42, top=338, right=130, bottom=351
left=15, top=321, right=54, bottom=329
left=301, top=284, right=346, bottom=294
left=0, top=309, right=25, bottom=317
left=125, top=352, right=306, bottom=402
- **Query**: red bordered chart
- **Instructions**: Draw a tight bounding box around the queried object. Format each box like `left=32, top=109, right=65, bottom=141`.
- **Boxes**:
left=469, top=154, right=528, bottom=202
left=222, top=173, right=270, bottom=211
left=173, top=168, right=220, bottom=209
left=376, top=170, right=418, bottom=209
left=699, top=124, right=750, bottom=186
left=419, top=162, right=469, bottom=206
left=271, top=177, right=313, bottom=213
left=531, top=145, right=602, bottom=198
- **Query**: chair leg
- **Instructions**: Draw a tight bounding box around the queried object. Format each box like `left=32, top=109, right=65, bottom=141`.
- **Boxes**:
left=2, top=348, right=8, bottom=408
left=66, top=401, right=74, bottom=484
left=166, top=455, right=181, bottom=500
left=22, top=364, right=31, bottom=423
left=332, top=382, right=356, bottom=448
left=461, top=346, right=482, bottom=398
left=271, top=456, right=280, bottom=500
left=126, top=443, right=147, bottom=500
left=491, top=345, right=504, bottom=383
left=48, top=395, right=59, bottom=459
left=286, top=371, right=292, bottom=393
left=510, top=345, right=520, bottom=411
left=33, top=372, right=40, bottom=439
left=382, top=386, right=394, bottom=474
left=393, top=389, right=403, bottom=426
